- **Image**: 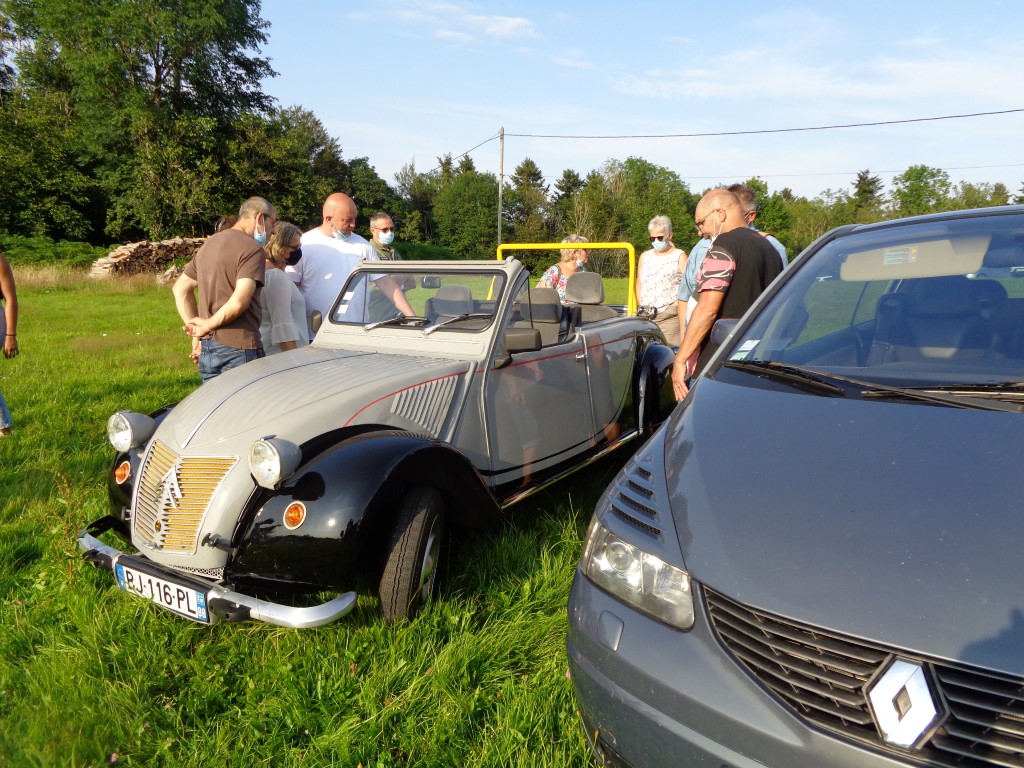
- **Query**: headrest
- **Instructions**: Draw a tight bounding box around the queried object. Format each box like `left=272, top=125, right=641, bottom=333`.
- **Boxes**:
left=969, top=279, right=1008, bottom=313
left=528, top=287, right=562, bottom=323
left=432, top=283, right=473, bottom=316
left=564, top=271, right=605, bottom=305
left=907, top=276, right=974, bottom=316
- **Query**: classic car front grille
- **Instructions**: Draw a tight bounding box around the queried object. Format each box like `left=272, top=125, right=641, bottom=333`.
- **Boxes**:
left=133, top=440, right=237, bottom=553
left=705, top=587, right=1024, bottom=767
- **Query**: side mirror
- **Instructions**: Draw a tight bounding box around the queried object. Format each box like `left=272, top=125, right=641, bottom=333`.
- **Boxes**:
left=310, top=310, right=323, bottom=335
left=710, top=318, right=738, bottom=347
left=494, top=327, right=542, bottom=369
left=421, top=276, right=442, bottom=290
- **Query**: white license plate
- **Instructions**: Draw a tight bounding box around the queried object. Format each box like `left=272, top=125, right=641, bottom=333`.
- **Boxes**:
left=115, top=562, right=210, bottom=623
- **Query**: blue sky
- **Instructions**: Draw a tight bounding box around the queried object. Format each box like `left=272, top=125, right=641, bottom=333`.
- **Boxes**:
left=258, top=0, right=1024, bottom=200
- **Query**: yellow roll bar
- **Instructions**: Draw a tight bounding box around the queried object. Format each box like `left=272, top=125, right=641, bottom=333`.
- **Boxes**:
left=496, top=242, right=637, bottom=316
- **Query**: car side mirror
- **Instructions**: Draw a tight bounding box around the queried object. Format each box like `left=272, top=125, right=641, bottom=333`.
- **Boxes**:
left=421, top=276, right=441, bottom=289
left=494, top=327, right=542, bottom=369
left=710, top=318, right=738, bottom=347
left=310, top=310, right=323, bottom=335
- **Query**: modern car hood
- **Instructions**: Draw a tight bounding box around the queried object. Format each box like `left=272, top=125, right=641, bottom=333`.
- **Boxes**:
left=157, top=346, right=471, bottom=450
left=666, top=375, right=1024, bottom=676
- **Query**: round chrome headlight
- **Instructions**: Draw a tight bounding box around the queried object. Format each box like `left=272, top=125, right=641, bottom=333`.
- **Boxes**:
left=248, top=438, right=302, bottom=489
left=107, top=411, right=157, bottom=452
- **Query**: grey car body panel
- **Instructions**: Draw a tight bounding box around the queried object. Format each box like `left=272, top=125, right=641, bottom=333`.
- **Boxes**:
left=666, top=374, right=1024, bottom=677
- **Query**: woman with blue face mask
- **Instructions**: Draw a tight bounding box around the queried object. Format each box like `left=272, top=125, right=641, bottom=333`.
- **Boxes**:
left=538, top=233, right=590, bottom=303
left=635, top=215, right=686, bottom=347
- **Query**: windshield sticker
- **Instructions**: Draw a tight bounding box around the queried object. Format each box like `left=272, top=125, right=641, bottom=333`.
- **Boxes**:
left=882, top=247, right=919, bottom=265
left=336, top=305, right=348, bottom=314
left=343, top=292, right=355, bottom=301
left=731, top=339, right=759, bottom=360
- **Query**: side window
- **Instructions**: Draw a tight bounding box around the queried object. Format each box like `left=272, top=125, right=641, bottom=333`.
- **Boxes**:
left=794, top=279, right=877, bottom=345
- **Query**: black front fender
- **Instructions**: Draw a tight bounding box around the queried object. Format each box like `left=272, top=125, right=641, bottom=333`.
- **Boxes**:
left=229, top=429, right=498, bottom=590
left=636, top=338, right=677, bottom=430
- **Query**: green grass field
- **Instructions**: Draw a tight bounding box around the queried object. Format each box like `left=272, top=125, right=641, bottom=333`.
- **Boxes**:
left=0, top=268, right=633, bottom=767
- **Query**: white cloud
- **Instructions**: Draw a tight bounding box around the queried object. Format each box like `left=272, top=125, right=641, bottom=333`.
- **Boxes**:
left=436, top=28, right=473, bottom=43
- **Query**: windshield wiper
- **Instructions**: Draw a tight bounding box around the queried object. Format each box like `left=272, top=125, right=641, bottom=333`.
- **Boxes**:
left=860, top=382, right=1023, bottom=412
left=422, top=312, right=493, bottom=336
left=364, top=314, right=427, bottom=331
left=722, top=360, right=848, bottom=396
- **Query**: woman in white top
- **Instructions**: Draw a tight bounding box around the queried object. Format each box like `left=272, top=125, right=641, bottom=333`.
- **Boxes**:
left=635, top=215, right=686, bottom=347
left=260, top=222, right=310, bottom=354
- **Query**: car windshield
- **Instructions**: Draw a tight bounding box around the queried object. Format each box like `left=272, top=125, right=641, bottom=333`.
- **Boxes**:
left=725, top=212, right=1024, bottom=388
left=329, top=269, right=505, bottom=332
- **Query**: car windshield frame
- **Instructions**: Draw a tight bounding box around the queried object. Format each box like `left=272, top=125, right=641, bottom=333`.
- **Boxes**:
left=328, top=267, right=507, bottom=334
left=717, top=211, right=1024, bottom=389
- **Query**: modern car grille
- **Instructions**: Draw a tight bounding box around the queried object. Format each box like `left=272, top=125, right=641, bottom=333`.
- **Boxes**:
left=705, top=587, right=1024, bottom=767
left=133, top=440, right=237, bottom=553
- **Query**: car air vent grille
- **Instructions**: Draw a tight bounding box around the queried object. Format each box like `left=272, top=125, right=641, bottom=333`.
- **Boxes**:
left=705, top=587, right=1024, bottom=767
left=608, top=455, right=663, bottom=539
left=389, top=374, right=458, bottom=436
left=133, top=440, right=237, bottom=554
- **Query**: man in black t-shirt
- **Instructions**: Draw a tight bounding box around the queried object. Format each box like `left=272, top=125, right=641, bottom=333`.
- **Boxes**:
left=672, top=189, right=783, bottom=400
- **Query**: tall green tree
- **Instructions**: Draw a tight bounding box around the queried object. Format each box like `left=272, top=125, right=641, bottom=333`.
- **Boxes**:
left=433, top=171, right=499, bottom=259
left=889, top=164, right=952, bottom=217
left=505, top=157, right=551, bottom=244
left=3, top=0, right=276, bottom=239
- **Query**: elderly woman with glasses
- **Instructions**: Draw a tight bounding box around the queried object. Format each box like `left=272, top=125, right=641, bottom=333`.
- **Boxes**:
left=635, top=215, right=686, bottom=346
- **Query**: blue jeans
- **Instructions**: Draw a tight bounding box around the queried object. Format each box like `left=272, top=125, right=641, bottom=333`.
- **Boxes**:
left=198, top=339, right=265, bottom=382
left=0, top=391, right=10, bottom=430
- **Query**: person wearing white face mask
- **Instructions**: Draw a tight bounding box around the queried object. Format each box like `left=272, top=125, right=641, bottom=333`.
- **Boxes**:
left=635, top=215, right=686, bottom=346
left=367, top=212, right=415, bottom=320
left=288, top=193, right=413, bottom=340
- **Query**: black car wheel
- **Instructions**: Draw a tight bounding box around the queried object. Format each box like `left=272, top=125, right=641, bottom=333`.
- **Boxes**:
left=378, top=487, right=445, bottom=623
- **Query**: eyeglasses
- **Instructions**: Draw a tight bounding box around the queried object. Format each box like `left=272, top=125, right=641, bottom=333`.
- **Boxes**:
left=649, top=235, right=667, bottom=243
left=695, top=208, right=720, bottom=230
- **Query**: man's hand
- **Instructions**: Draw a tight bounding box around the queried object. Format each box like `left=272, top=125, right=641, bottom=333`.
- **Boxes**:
left=672, top=356, right=691, bottom=401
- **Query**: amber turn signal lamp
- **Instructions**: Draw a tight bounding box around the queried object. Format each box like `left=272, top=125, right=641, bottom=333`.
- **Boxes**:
left=283, top=502, right=307, bottom=530
left=114, top=460, right=132, bottom=485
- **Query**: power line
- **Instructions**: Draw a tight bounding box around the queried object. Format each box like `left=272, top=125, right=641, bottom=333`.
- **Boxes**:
left=505, top=108, right=1024, bottom=140
left=425, top=132, right=500, bottom=174
left=680, top=162, right=1024, bottom=183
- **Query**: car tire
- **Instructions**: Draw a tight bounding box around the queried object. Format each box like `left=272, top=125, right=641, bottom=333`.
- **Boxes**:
left=378, top=486, right=445, bottom=623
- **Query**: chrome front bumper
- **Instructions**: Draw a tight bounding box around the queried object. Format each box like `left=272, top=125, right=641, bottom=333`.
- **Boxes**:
left=77, top=516, right=357, bottom=629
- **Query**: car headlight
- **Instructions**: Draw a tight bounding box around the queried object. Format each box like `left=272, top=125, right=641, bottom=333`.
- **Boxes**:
left=581, top=518, right=694, bottom=630
left=107, top=411, right=157, bottom=452
left=248, top=438, right=302, bottom=489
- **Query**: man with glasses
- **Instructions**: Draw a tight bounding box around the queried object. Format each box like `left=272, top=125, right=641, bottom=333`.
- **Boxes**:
left=367, top=212, right=414, bottom=320
left=174, top=196, right=274, bottom=382
left=671, top=188, right=783, bottom=400
left=676, top=184, right=788, bottom=330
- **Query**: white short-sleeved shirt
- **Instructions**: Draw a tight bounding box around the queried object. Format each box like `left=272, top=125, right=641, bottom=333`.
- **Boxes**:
left=286, top=229, right=377, bottom=339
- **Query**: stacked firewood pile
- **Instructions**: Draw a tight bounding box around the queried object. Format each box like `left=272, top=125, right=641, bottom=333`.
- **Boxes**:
left=89, top=237, right=206, bottom=280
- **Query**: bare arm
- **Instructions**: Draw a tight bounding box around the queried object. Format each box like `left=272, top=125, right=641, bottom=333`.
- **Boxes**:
left=187, top=278, right=258, bottom=338
left=172, top=272, right=200, bottom=328
left=374, top=275, right=415, bottom=317
left=671, top=289, right=725, bottom=401
left=0, top=254, right=18, bottom=359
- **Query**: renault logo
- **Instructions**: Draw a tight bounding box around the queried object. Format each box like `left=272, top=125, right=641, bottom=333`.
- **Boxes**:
left=867, top=658, right=942, bottom=749
left=156, top=462, right=184, bottom=513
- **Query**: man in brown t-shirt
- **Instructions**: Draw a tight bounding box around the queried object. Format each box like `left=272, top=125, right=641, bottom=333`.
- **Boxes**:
left=173, top=196, right=275, bottom=382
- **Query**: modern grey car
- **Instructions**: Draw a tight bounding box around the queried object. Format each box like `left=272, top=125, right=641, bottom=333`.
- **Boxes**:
left=78, top=257, right=675, bottom=627
left=567, top=206, right=1024, bottom=767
